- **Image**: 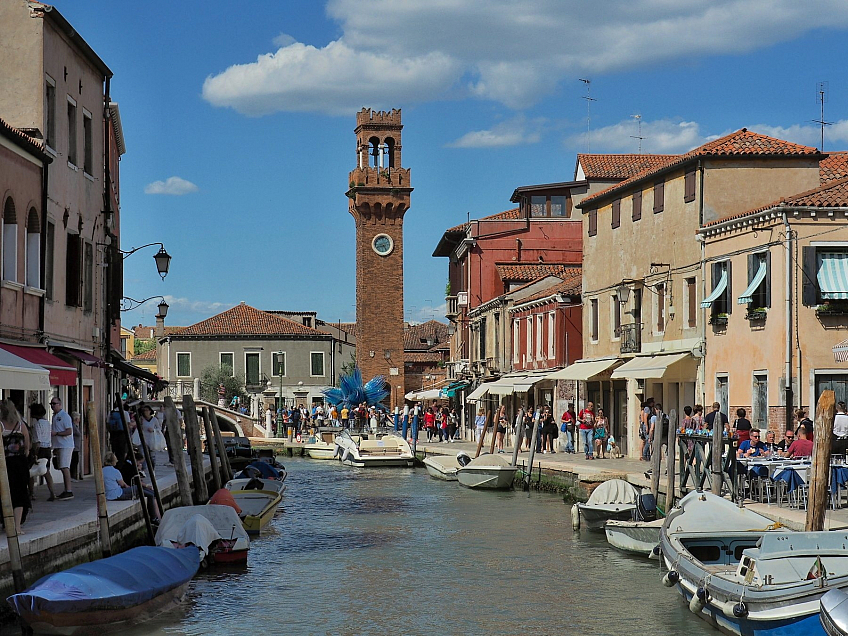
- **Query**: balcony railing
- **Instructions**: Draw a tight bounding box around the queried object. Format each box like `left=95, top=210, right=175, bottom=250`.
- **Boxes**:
left=445, top=295, right=458, bottom=319
left=618, top=323, right=642, bottom=354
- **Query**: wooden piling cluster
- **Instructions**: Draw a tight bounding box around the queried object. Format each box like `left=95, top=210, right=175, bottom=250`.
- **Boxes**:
left=807, top=390, right=836, bottom=532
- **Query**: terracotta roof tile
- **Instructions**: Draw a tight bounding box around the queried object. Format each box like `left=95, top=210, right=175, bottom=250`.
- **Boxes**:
left=496, top=263, right=580, bottom=283
left=443, top=207, right=522, bottom=234
left=0, top=116, right=49, bottom=160
left=404, top=352, right=444, bottom=364
left=516, top=273, right=583, bottom=304
left=130, top=348, right=156, bottom=362
left=821, top=152, right=848, bottom=184
left=175, top=303, right=327, bottom=337
left=404, top=320, right=450, bottom=351
left=702, top=176, right=848, bottom=228
left=580, top=129, right=821, bottom=208
left=132, top=325, right=184, bottom=338
left=577, top=154, right=680, bottom=180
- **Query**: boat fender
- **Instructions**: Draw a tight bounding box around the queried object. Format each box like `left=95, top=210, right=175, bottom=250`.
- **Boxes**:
left=732, top=602, right=748, bottom=618
left=649, top=545, right=661, bottom=560
left=333, top=446, right=340, bottom=458
left=662, top=570, right=679, bottom=587
left=341, top=448, right=350, bottom=463
left=689, top=586, right=709, bottom=612
left=571, top=505, right=580, bottom=530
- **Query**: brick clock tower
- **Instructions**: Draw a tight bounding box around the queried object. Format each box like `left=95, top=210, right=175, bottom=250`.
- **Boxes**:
left=347, top=108, right=412, bottom=409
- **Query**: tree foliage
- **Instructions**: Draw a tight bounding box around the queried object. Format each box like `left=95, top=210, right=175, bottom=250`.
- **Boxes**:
left=133, top=338, right=156, bottom=356
left=199, top=365, right=248, bottom=405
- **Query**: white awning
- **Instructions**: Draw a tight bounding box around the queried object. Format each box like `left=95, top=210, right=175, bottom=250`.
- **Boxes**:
left=834, top=337, right=848, bottom=363
left=738, top=260, right=767, bottom=304
left=701, top=269, right=728, bottom=308
left=465, top=384, right=490, bottom=403
left=405, top=388, right=442, bottom=401
left=486, top=376, right=530, bottom=395
left=543, top=358, right=620, bottom=381
left=611, top=352, right=694, bottom=380
left=514, top=374, right=549, bottom=392
left=0, top=348, right=51, bottom=390
left=819, top=252, right=848, bottom=300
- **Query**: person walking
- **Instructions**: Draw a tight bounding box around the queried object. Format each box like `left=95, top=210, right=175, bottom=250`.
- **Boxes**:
left=704, top=402, right=729, bottom=434
left=733, top=408, right=752, bottom=443
left=833, top=402, right=848, bottom=456
left=578, top=402, right=596, bottom=460
left=593, top=408, right=608, bottom=459
left=496, top=406, right=507, bottom=453
left=49, top=397, right=74, bottom=500
left=474, top=408, right=486, bottom=443
left=2, top=400, right=30, bottom=534
left=560, top=403, right=576, bottom=453
left=29, top=403, right=56, bottom=501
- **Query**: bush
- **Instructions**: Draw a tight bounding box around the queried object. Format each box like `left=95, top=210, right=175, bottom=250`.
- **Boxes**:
left=199, top=365, right=248, bottom=405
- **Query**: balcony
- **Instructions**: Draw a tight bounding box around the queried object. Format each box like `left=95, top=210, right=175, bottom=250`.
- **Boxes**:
left=618, top=323, right=642, bottom=354
left=445, top=295, right=458, bottom=320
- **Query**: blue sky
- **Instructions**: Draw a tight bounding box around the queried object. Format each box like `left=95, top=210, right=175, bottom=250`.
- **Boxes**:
left=51, top=1, right=848, bottom=329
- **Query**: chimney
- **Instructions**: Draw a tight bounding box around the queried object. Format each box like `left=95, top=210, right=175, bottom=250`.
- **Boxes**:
left=155, top=315, right=165, bottom=340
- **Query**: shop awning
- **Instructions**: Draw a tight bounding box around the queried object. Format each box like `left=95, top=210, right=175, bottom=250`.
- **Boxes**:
left=834, top=338, right=848, bottom=363
left=818, top=252, right=848, bottom=300
left=0, top=344, right=77, bottom=386
left=738, top=260, right=767, bottom=304
left=111, top=358, right=160, bottom=384
left=543, top=358, right=620, bottom=381
left=54, top=347, right=107, bottom=367
left=611, top=352, right=694, bottom=380
left=439, top=381, right=468, bottom=398
left=409, top=388, right=441, bottom=401
left=513, top=374, right=549, bottom=393
left=465, top=384, right=490, bottom=403
left=701, top=270, right=728, bottom=308
left=0, top=348, right=51, bottom=390
left=486, top=375, right=530, bottom=395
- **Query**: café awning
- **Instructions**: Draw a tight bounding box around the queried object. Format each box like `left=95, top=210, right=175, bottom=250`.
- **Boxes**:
left=465, top=384, right=489, bottom=403
left=111, top=358, right=160, bottom=384
left=486, top=375, right=530, bottom=395
left=53, top=347, right=107, bottom=367
left=611, top=352, right=694, bottom=380
left=701, top=269, right=728, bottom=308
left=834, top=337, right=848, bottom=363
left=543, top=358, right=620, bottom=382
left=0, top=343, right=77, bottom=386
left=0, top=348, right=51, bottom=390
left=738, top=260, right=767, bottom=304
left=439, top=381, right=468, bottom=398
left=818, top=252, right=848, bottom=300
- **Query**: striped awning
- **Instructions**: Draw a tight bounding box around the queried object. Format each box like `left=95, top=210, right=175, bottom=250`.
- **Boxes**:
left=465, top=384, right=489, bottom=403
left=818, top=252, right=848, bottom=300
left=738, top=260, right=767, bottom=304
left=701, top=270, right=728, bottom=308
left=835, top=338, right=848, bottom=363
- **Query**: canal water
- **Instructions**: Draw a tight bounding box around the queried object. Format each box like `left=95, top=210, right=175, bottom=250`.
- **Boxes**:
left=129, top=457, right=711, bottom=635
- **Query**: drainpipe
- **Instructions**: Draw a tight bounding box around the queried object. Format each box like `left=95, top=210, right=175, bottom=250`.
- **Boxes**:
left=38, top=158, right=49, bottom=334
left=782, top=212, right=793, bottom=430
left=698, top=160, right=706, bottom=405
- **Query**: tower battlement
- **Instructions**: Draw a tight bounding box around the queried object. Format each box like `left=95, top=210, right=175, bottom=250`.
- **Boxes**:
left=356, top=108, right=402, bottom=128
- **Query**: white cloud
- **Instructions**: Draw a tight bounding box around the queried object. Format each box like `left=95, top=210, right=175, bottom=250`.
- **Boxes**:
left=202, top=0, right=848, bottom=115
left=747, top=120, right=848, bottom=149
left=163, top=295, right=228, bottom=314
left=272, top=32, right=296, bottom=47
left=144, top=176, right=199, bottom=196
left=448, top=117, right=544, bottom=148
left=570, top=118, right=713, bottom=154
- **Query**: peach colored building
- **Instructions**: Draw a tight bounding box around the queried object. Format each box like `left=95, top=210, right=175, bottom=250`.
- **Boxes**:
left=576, top=130, right=823, bottom=456
left=700, top=173, right=848, bottom=431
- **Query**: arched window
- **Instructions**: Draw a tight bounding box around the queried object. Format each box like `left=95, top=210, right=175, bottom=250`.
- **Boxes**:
left=26, top=207, right=40, bottom=287
left=384, top=137, right=396, bottom=168
left=369, top=137, right=380, bottom=168
left=2, top=197, right=17, bottom=282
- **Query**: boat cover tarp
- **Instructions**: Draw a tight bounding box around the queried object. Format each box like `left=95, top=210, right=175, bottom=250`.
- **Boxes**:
left=236, top=461, right=281, bottom=480
left=465, top=453, right=513, bottom=468
left=585, top=479, right=639, bottom=506
left=7, top=546, right=199, bottom=617
left=155, top=506, right=248, bottom=559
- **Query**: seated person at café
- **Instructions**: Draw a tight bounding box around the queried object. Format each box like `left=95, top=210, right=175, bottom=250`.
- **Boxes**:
left=781, top=427, right=813, bottom=458
left=737, top=428, right=768, bottom=458
left=776, top=428, right=795, bottom=452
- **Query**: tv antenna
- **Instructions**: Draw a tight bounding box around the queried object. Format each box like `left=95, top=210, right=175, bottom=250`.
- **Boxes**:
left=579, top=78, right=596, bottom=152
left=630, top=114, right=644, bottom=153
left=811, top=81, right=831, bottom=151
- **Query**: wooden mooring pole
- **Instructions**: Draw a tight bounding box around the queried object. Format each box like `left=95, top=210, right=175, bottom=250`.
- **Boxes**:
left=132, top=405, right=164, bottom=521
left=510, top=408, right=525, bottom=467
left=0, top=404, right=25, bottom=591
left=474, top=410, right=490, bottom=459
left=650, top=409, right=664, bottom=501
left=86, top=401, right=112, bottom=557
left=115, top=395, right=154, bottom=544
left=201, top=407, right=222, bottom=493
left=208, top=407, right=233, bottom=483
left=163, top=397, right=193, bottom=506
left=524, top=408, right=541, bottom=492
left=664, top=409, right=678, bottom=511
left=807, top=390, right=836, bottom=532
left=182, top=395, right=209, bottom=503
left=710, top=411, right=724, bottom=496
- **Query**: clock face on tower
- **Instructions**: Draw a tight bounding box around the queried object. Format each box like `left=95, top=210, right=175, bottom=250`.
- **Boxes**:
left=372, top=233, right=394, bottom=256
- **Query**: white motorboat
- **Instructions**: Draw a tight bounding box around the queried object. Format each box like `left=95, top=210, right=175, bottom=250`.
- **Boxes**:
left=822, top=589, right=848, bottom=635
left=456, top=453, right=517, bottom=490
left=575, top=479, right=639, bottom=530
left=225, top=477, right=287, bottom=497
left=334, top=430, right=415, bottom=467
left=155, top=504, right=250, bottom=564
left=303, top=428, right=342, bottom=460
left=423, top=454, right=461, bottom=481
left=605, top=518, right=664, bottom=556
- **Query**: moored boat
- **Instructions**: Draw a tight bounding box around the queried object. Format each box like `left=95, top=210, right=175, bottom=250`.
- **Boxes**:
left=6, top=546, right=199, bottom=634
left=575, top=479, right=639, bottom=530
left=229, top=488, right=282, bottom=534
left=423, top=454, right=461, bottom=481
left=303, top=428, right=342, bottom=459
left=456, top=453, right=517, bottom=490
left=226, top=477, right=287, bottom=498
left=605, top=518, right=664, bottom=556
left=334, top=430, right=414, bottom=468
left=660, top=490, right=848, bottom=636
left=822, top=589, right=848, bottom=635
left=155, top=505, right=250, bottom=565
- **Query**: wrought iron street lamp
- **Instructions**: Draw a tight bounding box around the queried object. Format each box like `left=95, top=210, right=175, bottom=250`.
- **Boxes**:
left=121, top=295, right=169, bottom=313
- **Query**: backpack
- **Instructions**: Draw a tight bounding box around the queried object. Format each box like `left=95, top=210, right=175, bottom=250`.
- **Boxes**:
left=107, top=410, right=124, bottom=433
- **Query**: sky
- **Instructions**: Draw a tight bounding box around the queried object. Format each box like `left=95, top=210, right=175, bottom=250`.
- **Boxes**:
left=47, top=0, right=848, bottom=329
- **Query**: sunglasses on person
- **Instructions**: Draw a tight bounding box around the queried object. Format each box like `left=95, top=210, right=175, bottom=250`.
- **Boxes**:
left=785, top=433, right=794, bottom=438
left=751, top=434, right=760, bottom=438
left=50, top=401, right=59, bottom=406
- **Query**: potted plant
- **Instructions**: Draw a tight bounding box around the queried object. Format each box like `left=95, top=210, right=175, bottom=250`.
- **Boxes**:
left=816, top=301, right=848, bottom=315
left=745, top=307, right=768, bottom=321
left=709, top=312, right=729, bottom=326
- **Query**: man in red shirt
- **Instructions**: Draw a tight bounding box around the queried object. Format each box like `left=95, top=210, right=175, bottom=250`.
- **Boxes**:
left=783, top=427, right=813, bottom=458
left=577, top=402, right=596, bottom=459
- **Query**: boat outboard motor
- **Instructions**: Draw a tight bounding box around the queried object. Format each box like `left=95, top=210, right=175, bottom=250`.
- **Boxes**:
left=456, top=452, right=472, bottom=468
left=244, top=478, right=265, bottom=490
left=635, top=493, right=657, bottom=522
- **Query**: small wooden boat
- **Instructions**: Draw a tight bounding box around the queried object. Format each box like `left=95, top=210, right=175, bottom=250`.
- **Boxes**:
left=575, top=479, right=639, bottom=530
left=605, top=518, right=664, bottom=556
left=155, top=505, right=250, bottom=565
left=334, top=430, right=414, bottom=467
left=7, top=546, right=199, bottom=634
left=303, top=428, right=341, bottom=459
left=456, top=453, right=517, bottom=490
left=423, top=454, right=461, bottom=481
left=228, top=487, right=282, bottom=534
left=226, top=477, right=287, bottom=498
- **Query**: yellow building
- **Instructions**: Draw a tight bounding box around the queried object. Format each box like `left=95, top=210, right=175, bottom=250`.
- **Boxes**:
left=119, top=327, right=135, bottom=359
left=576, top=129, right=823, bottom=456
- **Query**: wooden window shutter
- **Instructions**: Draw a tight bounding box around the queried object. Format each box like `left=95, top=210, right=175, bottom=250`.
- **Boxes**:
left=684, top=169, right=696, bottom=203
left=588, top=209, right=597, bottom=236
left=726, top=259, right=732, bottom=314
left=801, top=246, right=817, bottom=305
left=764, top=250, right=771, bottom=307
left=65, top=233, right=81, bottom=306
left=611, top=199, right=620, bottom=229
left=632, top=190, right=642, bottom=221
left=653, top=180, right=664, bottom=213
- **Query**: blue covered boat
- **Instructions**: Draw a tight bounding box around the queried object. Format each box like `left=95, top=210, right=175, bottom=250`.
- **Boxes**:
left=7, top=545, right=200, bottom=634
